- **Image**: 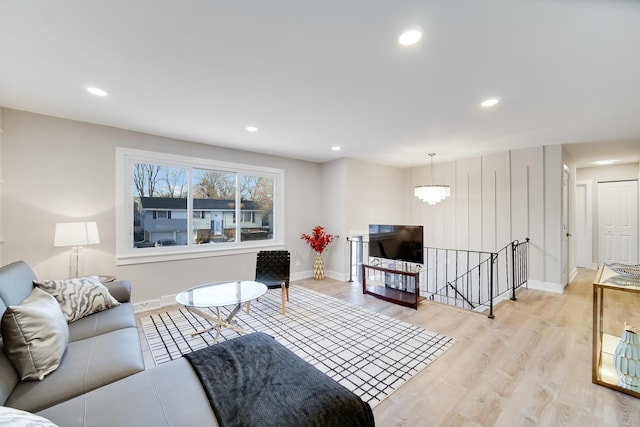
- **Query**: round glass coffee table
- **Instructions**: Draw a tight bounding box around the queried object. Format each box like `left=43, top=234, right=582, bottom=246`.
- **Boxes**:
left=176, top=280, right=267, bottom=343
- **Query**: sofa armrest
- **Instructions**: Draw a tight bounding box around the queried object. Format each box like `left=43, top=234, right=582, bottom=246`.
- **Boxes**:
left=104, top=280, right=131, bottom=303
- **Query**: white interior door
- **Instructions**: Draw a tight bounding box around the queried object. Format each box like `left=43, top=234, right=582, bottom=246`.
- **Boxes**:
left=575, top=181, right=592, bottom=268
left=598, top=180, right=639, bottom=265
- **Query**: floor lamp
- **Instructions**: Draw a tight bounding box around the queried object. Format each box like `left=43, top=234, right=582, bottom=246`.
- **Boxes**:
left=54, top=222, right=100, bottom=278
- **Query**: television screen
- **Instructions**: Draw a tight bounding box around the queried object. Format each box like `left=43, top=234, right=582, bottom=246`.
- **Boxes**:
left=368, top=224, right=424, bottom=264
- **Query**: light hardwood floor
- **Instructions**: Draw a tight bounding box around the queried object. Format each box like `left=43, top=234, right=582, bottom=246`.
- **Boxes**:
left=137, top=268, right=640, bottom=427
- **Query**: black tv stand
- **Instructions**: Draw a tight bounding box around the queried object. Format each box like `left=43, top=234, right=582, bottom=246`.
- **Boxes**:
left=362, top=264, right=423, bottom=309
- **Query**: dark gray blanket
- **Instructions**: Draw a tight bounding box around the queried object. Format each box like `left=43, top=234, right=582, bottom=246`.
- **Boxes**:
left=184, top=332, right=375, bottom=427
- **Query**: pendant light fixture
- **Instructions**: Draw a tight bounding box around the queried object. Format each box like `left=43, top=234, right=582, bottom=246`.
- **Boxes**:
left=414, top=153, right=450, bottom=205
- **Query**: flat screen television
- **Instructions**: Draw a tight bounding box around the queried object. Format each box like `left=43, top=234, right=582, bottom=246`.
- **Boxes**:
left=368, top=224, right=424, bottom=265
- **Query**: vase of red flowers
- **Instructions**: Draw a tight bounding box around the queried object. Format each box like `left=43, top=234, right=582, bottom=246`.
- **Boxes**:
left=300, top=226, right=335, bottom=280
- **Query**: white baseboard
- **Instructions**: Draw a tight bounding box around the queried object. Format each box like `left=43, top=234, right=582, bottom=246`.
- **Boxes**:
left=290, top=271, right=311, bottom=281
left=569, top=268, right=578, bottom=283
left=527, top=279, right=564, bottom=294
left=134, top=293, right=177, bottom=313
left=291, top=269, right=344, bottom=281
left=577, top=263, right=598, bottom=270
left=133, top=300, right=162, bottom=313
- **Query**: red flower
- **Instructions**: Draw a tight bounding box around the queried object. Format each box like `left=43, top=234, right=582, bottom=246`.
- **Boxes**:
left=300, top=226, right=334, bottom=254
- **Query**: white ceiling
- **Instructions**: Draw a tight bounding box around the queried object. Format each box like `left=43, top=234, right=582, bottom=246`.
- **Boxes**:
left=1, top=0, right=639, bottom=168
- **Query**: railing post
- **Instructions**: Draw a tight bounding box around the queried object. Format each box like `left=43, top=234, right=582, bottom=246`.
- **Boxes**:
left=511, top=240, right=518, bottom=301
left=347, top=237, right=354, bottom=282
left=488, top=253, right=496, bottom=319
left=525, top=238, right=530, bottom=286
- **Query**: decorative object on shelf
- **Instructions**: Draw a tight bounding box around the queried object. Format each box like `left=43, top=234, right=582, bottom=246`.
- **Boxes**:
left=607, top=263, right=640, bottom=279
left=614, top=322, right=640, bottom=388
left=414, top=153, right=451, bottom=205
left=300, top=226, right=335, bottom=280
left=54, top=221, right=100, bottom=278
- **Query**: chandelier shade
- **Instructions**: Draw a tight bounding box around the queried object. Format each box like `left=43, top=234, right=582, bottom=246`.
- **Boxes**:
left=414, top=153, right=451, bottom=205
left=414, top=184, right=451, bottom=205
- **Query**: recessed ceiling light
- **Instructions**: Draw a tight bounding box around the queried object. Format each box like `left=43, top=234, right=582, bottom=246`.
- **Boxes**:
left=245, top=126, right=258, bottom=132
left=592, top=159, right=617, bottom=165
left=481, top=98, right=500, bottom=108
left=87, top=87, right=107, bottom=97
left=331, top=146, right=341, bottom=151
left=398, top=29, right=422, bottom=46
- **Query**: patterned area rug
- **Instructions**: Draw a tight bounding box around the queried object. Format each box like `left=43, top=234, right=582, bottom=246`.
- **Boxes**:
left=140, top=285, right=455, bottom=407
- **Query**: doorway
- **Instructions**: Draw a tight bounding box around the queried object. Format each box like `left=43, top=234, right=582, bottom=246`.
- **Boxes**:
left=562, top=166, right=571, bottom=285
left=597, top=180, right=639, bottom=265
left=575, top=181, right=593, bottom=268
left=348, top=236, right=364, bottom=283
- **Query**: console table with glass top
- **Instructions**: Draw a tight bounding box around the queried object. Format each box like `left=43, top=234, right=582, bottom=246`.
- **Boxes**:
left=176, top=280, right=267, bottom=343
left=592, top=264, right=640, bottom=398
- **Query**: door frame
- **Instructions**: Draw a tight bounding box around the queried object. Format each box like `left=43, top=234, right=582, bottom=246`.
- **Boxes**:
left=562, top=165, right=572, bottom=286
left=575, top=180, right=594, bottom=268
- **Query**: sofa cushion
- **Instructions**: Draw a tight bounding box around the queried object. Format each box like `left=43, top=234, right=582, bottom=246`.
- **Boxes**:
left=5, top=327, right=144, bottom=413
left=37, top=358, right=219, bottom=427
left=0, top=406, right=58, bottom=427
left=67, top=303, right=137, bottom=343
left=34, top=276, right=120, bottom=323
left=1, top=288, right=69, bottom=381
left=0, top=344, right=19, bottom=406
left=0, top=261, right=37, bottom=308
left=103, top=280, right=132, bottom=303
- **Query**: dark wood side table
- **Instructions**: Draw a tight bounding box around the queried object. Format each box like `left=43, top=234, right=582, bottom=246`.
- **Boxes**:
left=362, top=264, right=422, bottom=309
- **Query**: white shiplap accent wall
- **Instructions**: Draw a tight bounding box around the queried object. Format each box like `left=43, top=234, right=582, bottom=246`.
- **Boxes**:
left=410, top=145, right=553, bottom=287
left=412, top=151, right=515, bottom=253
left=511, top=147, right=545, bottom=283
left=544, top=145, right=563, bottom=286
left=455, top=157, right=482, bottom=251
left=481, top=152, right=511, bottom=252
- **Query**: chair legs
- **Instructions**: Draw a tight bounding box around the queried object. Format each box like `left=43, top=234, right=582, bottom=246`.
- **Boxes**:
left=254, top=283, right=288, bottom=315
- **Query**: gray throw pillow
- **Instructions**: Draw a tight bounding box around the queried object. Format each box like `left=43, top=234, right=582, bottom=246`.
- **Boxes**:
left=1, top=288, right=69, bottom=381
left=34, top=276, right=120, bottom=322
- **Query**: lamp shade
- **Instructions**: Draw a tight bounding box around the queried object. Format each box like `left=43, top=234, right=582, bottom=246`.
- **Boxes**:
left=54, top=222, right=100, bottom=247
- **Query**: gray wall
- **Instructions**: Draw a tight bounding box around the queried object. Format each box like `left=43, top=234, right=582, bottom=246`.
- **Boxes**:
left=0, top=107, right=571, bottom=305
left=1, top=108, right=323, bottom=304
left=319, top=158, right=410, bottom=281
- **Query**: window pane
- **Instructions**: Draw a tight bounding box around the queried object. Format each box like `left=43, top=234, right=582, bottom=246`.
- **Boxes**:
left=239, top=175, right=274, bottom=242
left=133, top=163, right=188, bottom=248
left=192, top=169, right=237, bottom=244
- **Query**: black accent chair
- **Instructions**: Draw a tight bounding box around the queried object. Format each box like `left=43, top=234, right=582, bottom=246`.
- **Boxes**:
left=255, top=250, right=291, bottom=314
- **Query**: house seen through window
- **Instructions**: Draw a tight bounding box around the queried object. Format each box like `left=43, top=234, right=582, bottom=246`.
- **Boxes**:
left=118, top=148, right=282, bottom=263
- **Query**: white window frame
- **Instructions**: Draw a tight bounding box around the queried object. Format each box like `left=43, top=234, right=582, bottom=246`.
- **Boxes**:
left=116, top=147, right=285, bottom=265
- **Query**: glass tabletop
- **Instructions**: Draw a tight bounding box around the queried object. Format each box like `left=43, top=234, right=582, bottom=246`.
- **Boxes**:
left=176, top=280, right=268, bottom=308
left=595, top=264, right=640, bottom=291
